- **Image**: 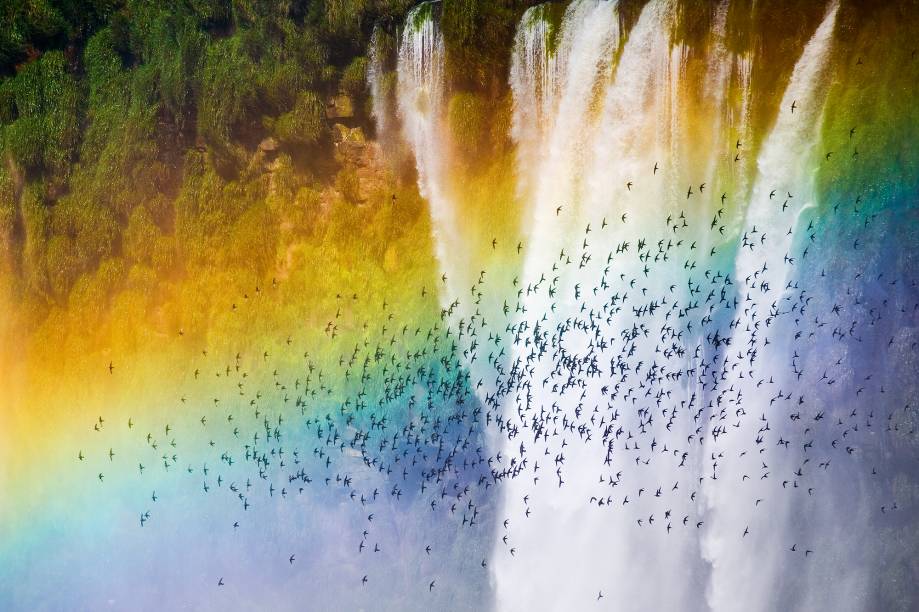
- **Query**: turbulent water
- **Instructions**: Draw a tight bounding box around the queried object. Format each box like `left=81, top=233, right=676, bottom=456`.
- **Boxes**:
left=396, top=2, right=474, bottom=307
left=512, top=0, right=622, bottom=279
left=3, top=1, right=917, bottom=611
left=701, top=4, right=843, bottom=612
left=386, top=0, right=914, bottom=610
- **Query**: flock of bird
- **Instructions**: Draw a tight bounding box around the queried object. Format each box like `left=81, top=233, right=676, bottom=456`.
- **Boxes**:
left=76, top=109, right=917, bottom=604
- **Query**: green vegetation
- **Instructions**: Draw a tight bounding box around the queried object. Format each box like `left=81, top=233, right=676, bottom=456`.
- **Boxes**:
left=442, top=0, right=522, bottom=93
left=271, top=90, right=327, bottom=145
left=0, top=1, right=543, bottom=326
left=0, top=0, right=417, bottom=320
left=0, top=50, right=80, bottom=189
left=0, top=0, right=118, bottom=75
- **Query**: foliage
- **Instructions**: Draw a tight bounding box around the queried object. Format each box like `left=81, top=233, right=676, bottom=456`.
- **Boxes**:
left=0, top=0, right=534, bottom=317
left=324, top=0, right=369, bottom=40
left=272, top=90, right=326, bottom=146
left=0, top=50, right=81, bottom=188
left=0, top=0, right=119, bottom=74
left=198, top=34, right=260, bottom=149
left=441, top=0, right=520, bottom=92
left=340, top=55, right=367, bottom=97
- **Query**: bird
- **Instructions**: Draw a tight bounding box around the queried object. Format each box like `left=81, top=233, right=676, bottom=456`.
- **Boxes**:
left=65, top=107, right=911, bottom=607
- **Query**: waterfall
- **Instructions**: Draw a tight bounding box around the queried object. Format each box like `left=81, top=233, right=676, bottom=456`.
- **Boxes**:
left=581, top=0, right=675, bottom=222
left=512, top=0, right=622, bottom=286
left=368, top=26, right=393, bottom=146
left=509, top=4, right=559, bottom=200
left=732, top=1, right=839, bottom=293
left=497, top=3, right=713, bottom=611
left=701, top=0, right=733, bottom=213
left=728, top=50, right=755, bottom=228
left=495, top=0, right=855, bottom=610
left=702, top=4, right=843, bottom=612
left=396, top=2, right=468, bottom=305
left=704, top=1, right=732, bottom=118
left=374, top=0, right=899, bottom=608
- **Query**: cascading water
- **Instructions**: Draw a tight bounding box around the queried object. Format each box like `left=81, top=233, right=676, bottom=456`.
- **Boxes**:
left=368, top=26, right=394, bottom=147
left=376, top=0, right=913, bottom=609
left=509, top=4, right=559, bottom=201
left=700, top=0, right=733, bottom=205
left=497, top=2, right=714, bottom=610
left=581, top=0, right=676, bottom=221
left=701, top=4, right=846, bottom=612
left=396, top=2, right=470, bottom=306
left=512, top=0, right=622, bottom=282
left=727, top=50, right=755, bottom=226
left=495, top=1, right=858, bottom=611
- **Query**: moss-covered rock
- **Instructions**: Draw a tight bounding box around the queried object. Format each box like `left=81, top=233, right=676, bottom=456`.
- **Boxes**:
left=341, top=55, right=368, bottom=99
left=274, top=90, right=327, bottom=145
left=325, top=93, right=355, bottom=119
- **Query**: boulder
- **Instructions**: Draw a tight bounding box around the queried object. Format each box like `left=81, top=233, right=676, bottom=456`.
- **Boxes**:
left=326, top=94, right=354, bottom=119
left=331, top=124, right=366, bottom=146
left=258, top=137, right=279, bottom=152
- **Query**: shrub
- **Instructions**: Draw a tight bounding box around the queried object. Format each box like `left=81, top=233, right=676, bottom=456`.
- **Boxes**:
left=273, top=90, right=326, bottom=146
left=340, top=55, right=367, bottom=98
left=198, top=35, right=259, bottom=147
left=324, top=0, right=368, bottom=40
left=1, top=51, right=81, bottom=186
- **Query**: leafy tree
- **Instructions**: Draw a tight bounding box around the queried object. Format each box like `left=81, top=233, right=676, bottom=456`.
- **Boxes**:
left=198, top=34, right=259, bottom=149
left=1, top=50, right=81, bottom=189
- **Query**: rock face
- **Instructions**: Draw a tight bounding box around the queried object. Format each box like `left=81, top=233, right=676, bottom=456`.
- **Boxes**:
left=248, top=136, right=282, bottom=178
left=326, top=94, right=354, bottom=119
left=331, top=124, right=388, bottom=203
left=332, top=124, right=365, bottom=152
left=258, top=137, right=279, bottom=153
